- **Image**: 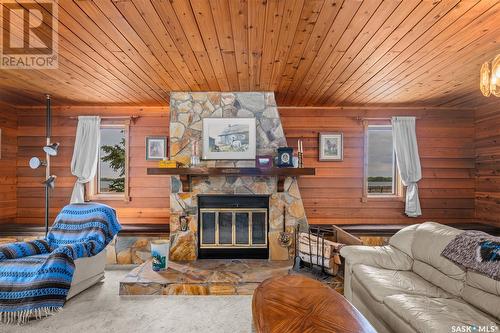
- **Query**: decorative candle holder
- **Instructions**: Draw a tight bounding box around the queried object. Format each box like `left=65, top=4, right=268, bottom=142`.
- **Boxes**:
left=190, top=140, right=200, bottom=166
left=298, top=152, right=304, bottom=168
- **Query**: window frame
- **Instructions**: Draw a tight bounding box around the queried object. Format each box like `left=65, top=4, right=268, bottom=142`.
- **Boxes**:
left=87, top=119, right=130, bottom=202
left=362, top=120, right=403, bottom=201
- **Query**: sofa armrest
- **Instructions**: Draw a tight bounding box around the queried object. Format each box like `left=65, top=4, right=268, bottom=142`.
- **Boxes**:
left=340, top=245, right=413, bottom=271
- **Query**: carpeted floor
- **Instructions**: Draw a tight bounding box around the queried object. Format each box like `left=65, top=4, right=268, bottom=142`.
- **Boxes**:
left=3, top=270, right=253, bottom=333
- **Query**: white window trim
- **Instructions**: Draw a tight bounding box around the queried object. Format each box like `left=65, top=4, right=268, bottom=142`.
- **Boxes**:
left=86, top=120, right=130, bottom=202
left=362, top=121, right=403, bottom=202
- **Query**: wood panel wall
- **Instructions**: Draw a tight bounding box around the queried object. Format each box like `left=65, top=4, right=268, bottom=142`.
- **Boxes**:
left=0, top=103, right=17, bottom=222
left=16, top=106, right=169, bottom=225
left=15, top=105, right=479, bottom=227
left=475, top=107, right=500, bottom=225
left=281, top=107, right=476, bottom=226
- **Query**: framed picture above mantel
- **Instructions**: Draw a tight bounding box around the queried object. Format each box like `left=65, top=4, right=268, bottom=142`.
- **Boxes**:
left=319, top=132, right=343, bottom=161
left=202, top=118, right=256, bottom=160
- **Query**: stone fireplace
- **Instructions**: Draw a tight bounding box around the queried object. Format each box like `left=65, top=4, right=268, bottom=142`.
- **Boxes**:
left=168, top=92, right=308, bottom=261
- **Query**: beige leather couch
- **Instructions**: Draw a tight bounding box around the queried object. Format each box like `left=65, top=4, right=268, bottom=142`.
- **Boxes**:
left=340, top=222, right=499, bottom=333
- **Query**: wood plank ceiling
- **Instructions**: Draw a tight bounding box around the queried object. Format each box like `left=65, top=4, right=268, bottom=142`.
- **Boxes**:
left=0, top=0, right=499, bottom=108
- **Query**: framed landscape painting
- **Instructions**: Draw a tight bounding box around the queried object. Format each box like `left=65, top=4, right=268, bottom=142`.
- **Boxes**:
left=146, top=136, right=168, bottom=160
left=202, top=118, right=256, bottom=160
left=319, top=132, right=343, bottom=161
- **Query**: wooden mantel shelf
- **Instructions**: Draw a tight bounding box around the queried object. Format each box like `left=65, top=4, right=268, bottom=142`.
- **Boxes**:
left=147, top=167, right=315, bottom=192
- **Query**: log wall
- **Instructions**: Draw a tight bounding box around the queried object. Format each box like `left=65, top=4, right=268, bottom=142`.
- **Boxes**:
left=16, top=106, right=169, bottom=225
left=281, top=107, right=476, bottom=225
left=15, top=105, right=479, bottom=226
left=475, top=106, right=500, bottom=225
left=0, top=103, right=17, bottom=222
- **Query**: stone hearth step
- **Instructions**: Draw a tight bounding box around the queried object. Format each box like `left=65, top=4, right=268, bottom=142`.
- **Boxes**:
left=119, top=259, right=292, bottom=296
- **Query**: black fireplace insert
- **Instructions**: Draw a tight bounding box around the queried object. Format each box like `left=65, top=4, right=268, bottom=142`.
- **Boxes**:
left=197, top=195, right=269, bottom=259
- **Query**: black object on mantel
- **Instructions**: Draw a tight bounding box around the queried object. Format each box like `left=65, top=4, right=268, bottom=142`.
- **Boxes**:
left=147, top=167, right=315, bottom=192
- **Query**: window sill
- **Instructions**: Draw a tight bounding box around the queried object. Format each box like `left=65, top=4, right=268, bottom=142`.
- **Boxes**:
left=87, top=194, right=129, bottom=202
left=362, top=196, right=404, bottom=202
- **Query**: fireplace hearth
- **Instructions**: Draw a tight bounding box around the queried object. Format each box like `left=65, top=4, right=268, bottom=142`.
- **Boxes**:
left=198, top=195, right=269, bottom=259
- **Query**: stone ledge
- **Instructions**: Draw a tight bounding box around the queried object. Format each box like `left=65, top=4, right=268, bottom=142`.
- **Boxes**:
left=120, top=259, right=292, bottom=296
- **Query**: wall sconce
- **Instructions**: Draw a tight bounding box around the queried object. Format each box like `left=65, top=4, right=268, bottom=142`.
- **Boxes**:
left=480, top=54, right=500, bottom=97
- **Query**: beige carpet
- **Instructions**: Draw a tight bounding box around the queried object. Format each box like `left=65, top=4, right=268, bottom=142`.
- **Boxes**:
left=3, top=270, right=253, bottom=333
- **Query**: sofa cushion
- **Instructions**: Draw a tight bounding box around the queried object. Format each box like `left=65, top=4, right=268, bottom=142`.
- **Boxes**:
left=383, top=294, right=498, bottom=333
left=466, top=271, right=500, bottom=296
left=411, top=222, right=465, bottom=291
left=413, top=259, right=464, bottom=296
left=389, top=224, right=419, bottom=258
left=352, top=264, right=450, bottom=302
left=461, top=271, right=500, bottom=320
left=351, top=276, right=404, bottom=333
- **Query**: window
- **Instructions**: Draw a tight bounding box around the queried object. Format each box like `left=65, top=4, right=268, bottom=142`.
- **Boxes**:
left=88, top=122, right=129, bottom=201
left=365, top=124, right=400, bottom=197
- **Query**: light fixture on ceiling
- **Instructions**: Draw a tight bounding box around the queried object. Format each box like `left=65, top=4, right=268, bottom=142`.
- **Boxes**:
left=43, top=142, right=59, bottom=156
left=480, top=54, right=500, bottom=97
left=491, top=54, right=500, bottom=97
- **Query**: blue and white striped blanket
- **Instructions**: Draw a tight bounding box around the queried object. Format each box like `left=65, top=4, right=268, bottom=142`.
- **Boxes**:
left=0, top=203, right=121, bottom=324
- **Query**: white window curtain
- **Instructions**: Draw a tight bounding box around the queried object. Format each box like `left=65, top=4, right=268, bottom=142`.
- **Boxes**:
left=70, top=116, right=101, bottom=203
left=392, top=117, right=422, bottom=217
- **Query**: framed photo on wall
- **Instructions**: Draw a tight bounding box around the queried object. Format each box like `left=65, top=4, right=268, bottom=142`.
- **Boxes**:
left=319, top=132, right=343, bottom=161
left=202, top=118, right=256, bottom=160
left=146, top=136, right=168, bottom=160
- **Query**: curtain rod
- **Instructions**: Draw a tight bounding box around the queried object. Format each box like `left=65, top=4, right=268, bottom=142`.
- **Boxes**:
left=69, top=115, right=140, bottom=119
left=355, top=116, right=422, bottom=121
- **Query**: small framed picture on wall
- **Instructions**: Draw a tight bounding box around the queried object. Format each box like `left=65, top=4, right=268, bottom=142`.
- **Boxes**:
left=146, top=136, right=168, bottom=160
left=319, top=132, right=343, bottom=161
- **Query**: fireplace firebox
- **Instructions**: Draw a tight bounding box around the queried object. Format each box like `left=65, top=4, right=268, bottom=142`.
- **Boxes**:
left=197, top=195, right=269, bottom=259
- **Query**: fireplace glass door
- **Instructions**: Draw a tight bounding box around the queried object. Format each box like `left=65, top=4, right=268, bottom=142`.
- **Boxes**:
left=199, top=208, right=268, bottom=249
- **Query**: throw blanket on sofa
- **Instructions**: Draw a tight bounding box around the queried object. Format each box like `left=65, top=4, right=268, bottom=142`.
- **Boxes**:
left=441, top=230, right=500, bottom=281
left=0, top=203, right=121, bottom=324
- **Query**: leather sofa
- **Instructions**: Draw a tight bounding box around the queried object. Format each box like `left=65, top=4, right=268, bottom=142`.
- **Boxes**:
left=340, top=222, right=499, bottom=333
